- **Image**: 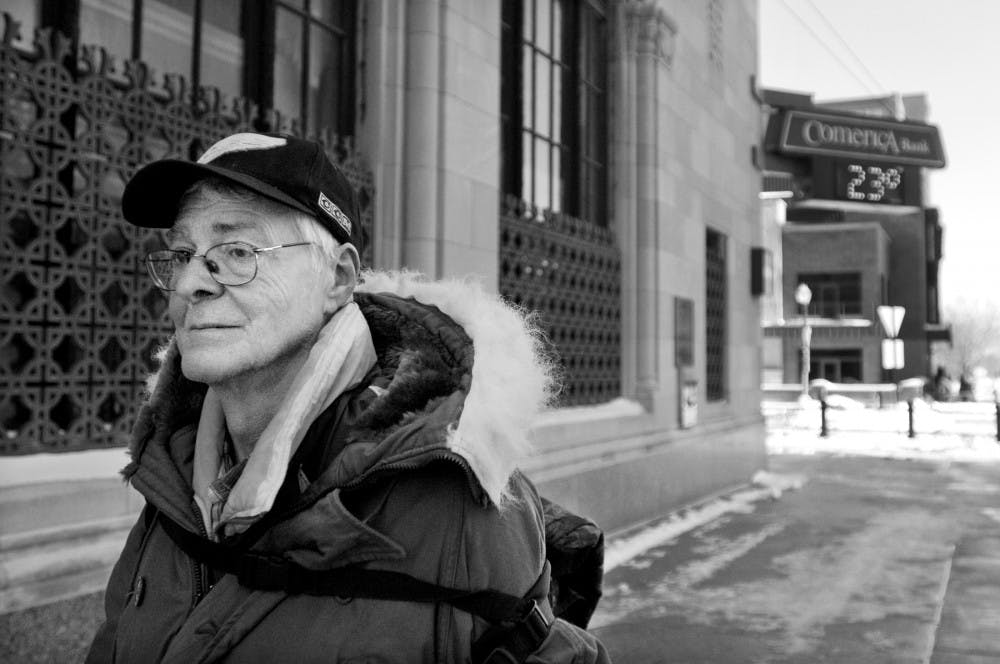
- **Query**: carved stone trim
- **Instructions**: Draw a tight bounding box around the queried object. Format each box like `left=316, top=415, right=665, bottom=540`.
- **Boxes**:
left=625, top=0, right=678, bottom=66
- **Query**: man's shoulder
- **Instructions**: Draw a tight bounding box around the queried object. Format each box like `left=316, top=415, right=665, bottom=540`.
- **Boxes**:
left=348, top=462, right=545, bottom=570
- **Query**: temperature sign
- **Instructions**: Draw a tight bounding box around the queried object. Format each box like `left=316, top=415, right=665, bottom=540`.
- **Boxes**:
left=834, top=162, right=909, bottom=205
left=844, top=164, right=903, bottom=203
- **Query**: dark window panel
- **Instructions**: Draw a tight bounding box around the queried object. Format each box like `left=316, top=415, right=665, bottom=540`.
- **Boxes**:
left=797, top=272, right=863, bottom=317
left=810, top=349, right=863, bottom=383
left=141, top=0, right=195, bottom=86
left=706, top=229, right=728, bottom=401
left=273, top=6, right=305, bottom=124
left=535, top=0, right=550, bottom=54
left=200, top=0, right=244, bottom=98
left=79, top=0, right=131, bottom=63
left=308, top=22, right=341, bottom=136
left=9, top=0, right=42, bottom=44
left=521, top=45, right=534, bottom=133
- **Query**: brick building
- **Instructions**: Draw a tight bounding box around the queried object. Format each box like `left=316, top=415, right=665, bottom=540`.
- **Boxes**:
left=759, top=89, right=949, bottom=386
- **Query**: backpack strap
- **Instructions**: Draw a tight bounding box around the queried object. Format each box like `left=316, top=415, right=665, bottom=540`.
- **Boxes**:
left=154, top=507, right=550, bottom=663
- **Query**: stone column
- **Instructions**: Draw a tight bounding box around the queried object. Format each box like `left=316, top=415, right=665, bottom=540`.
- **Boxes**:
left=401, top=0, right=444, bottom=276
left=623, top=1, right=676, bottom=409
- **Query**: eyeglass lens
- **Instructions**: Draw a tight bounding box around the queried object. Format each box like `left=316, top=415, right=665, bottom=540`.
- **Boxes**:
left=146, top=243, right=259, bottom=290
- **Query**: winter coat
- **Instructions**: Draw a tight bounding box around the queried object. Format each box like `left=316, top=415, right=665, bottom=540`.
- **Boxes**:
left=87, top=272, right=611, bottom=664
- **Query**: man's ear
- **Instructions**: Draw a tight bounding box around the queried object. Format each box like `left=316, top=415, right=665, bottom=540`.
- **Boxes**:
left=323, top=243, right=360, bottom=315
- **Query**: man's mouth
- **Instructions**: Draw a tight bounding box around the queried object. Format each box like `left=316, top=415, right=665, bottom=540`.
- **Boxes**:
left=188, top=324, right=239, bottom=331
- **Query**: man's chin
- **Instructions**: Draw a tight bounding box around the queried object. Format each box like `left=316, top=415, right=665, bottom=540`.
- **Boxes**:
left=179, top=353, right=241, bottom=386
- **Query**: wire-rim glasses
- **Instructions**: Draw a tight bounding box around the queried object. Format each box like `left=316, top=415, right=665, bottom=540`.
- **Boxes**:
left=145, top=241, right=313, bottom=291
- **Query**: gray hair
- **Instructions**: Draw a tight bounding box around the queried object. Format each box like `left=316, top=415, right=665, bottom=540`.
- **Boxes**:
left=177, top=178, right=342, bottom=264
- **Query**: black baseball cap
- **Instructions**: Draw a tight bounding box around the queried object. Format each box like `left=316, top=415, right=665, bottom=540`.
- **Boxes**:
left=121, top=132, right=363, bottom=253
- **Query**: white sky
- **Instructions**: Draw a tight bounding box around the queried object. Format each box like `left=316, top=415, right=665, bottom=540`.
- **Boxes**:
left=758, top=0, right=1000, bottom=313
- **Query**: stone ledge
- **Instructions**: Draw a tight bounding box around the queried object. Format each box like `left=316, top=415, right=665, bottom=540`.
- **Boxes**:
left=0, top=526, right=129, bottom=614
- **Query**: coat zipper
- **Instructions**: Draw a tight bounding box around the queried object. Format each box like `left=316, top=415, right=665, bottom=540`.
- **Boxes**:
left=190, top=499, right=211, bottom=607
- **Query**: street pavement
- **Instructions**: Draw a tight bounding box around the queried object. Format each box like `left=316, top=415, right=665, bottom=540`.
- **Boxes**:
left=590, top=453, right=1000, bottom=663
left=5, top=446, right=1000, bottom=663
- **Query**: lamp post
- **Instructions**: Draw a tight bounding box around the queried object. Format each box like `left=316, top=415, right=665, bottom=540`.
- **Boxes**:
left=795, top=283, right=813, bottom=396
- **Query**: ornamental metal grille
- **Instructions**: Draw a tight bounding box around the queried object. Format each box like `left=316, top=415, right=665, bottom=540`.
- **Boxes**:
left=705, top=229, right=727, bottom=401
left=0, top=20, right=374, bottom=455
left=499, top=195, right=620, bottom=406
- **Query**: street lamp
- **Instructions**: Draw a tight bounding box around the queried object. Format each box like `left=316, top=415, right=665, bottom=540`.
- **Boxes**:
left=795, top=283, right=813, bottom=395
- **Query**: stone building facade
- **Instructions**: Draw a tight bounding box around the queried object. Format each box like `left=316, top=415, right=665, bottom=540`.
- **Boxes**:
left=1, top=0, right=767, bottom=614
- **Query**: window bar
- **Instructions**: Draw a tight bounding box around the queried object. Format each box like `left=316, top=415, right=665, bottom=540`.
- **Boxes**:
left=300, top=3, right=311, bottom=134
left=191, top=0, right=203, bottom=99
left=131, top=0, right=143, bottom=60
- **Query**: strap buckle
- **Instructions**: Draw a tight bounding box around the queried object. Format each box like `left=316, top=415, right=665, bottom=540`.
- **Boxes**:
left=519, top=600, right=551, bottom=645
left=481, top=600, right=551, bottom=664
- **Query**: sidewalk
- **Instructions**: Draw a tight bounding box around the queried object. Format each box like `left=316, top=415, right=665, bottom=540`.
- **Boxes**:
left=592, top=452, right=1000, bottom=663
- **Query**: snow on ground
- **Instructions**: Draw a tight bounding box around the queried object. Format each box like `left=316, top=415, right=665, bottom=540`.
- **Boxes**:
left=768, top=427, right=1000, bottom=463
left=604, top=397, right=1000, bottom=574
left=765, top=397, right=1000, bottom=463
left=604, top=470, right=806, bottom=572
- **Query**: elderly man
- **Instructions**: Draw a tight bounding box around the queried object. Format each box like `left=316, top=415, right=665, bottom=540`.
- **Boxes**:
left=86, top=133, right=609, bottom=663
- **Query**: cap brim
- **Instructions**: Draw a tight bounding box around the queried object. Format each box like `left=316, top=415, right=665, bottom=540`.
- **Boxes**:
left=121, top=160, right=315, bottom=228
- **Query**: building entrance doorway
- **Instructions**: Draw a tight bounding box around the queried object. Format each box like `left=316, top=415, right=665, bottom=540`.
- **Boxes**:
left=809, top=349, right=862, bottom=383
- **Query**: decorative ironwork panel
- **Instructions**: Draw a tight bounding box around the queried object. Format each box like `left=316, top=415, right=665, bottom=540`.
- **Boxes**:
left=499, top=195, right=621, bottom=406
left=705, top=228, right=727, bottom=401
left=0, top=18, right=375, bottom=455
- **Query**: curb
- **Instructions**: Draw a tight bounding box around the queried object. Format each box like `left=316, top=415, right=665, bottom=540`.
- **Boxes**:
left=0, top=516, right=135, bottom=615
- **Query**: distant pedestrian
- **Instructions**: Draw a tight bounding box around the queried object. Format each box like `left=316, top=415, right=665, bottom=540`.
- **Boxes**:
left=960, top=374, right=974, bottom=401
left=933, top=366, right=952, bottom=402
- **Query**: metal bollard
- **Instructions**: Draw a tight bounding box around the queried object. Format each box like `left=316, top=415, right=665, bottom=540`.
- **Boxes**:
left=907, top=399, right=916, bottom=438
left=820, top=399, right=829, bottom=437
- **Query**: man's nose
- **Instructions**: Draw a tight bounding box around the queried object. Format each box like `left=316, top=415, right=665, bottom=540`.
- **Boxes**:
left=172, top=256, right=223, bottom=300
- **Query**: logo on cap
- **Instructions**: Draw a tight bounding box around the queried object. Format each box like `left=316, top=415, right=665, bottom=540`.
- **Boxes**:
left=318, top=192, right=352, bottom=237
left=198, top=134, right=288, bottom=164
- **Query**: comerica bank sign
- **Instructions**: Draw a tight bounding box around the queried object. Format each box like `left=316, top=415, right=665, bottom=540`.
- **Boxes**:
left=777, top=110, right=946, bottom=168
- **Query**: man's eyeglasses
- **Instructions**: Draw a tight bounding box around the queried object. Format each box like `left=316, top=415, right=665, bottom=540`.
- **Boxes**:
left=145, top=241, right=312, bottom=291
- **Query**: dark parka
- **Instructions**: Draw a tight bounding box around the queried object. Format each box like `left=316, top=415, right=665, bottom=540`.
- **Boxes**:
left=87, top=274, right=611, bottom=663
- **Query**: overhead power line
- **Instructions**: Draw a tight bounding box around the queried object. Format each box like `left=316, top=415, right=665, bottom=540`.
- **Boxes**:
left=804, top=0, right=886, bottom=93
left=776, top=0, right=885, bottom=98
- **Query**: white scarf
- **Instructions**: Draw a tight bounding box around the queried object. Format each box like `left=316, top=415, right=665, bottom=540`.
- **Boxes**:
left=192, top=301, right=376, bottom=539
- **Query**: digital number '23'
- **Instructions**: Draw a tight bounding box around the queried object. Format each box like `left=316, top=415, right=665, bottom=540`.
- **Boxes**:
left=846, top=164, right=902, bottom=202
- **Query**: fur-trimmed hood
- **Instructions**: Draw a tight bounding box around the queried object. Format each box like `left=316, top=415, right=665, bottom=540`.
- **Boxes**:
left=127, top=270, right=557, bottom=510
left=356, top=271, right=557, bottom=503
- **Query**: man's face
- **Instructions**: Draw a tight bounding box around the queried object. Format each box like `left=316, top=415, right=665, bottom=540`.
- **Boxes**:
left=166, top=193, right=336, bottom=388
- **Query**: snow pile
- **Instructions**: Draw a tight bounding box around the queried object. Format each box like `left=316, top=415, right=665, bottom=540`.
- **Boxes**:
left=752, top=469, right=806, bottom=498
left=824, top=394, right=866, bottom=410
left=604, top=472, right=807, bottom=572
